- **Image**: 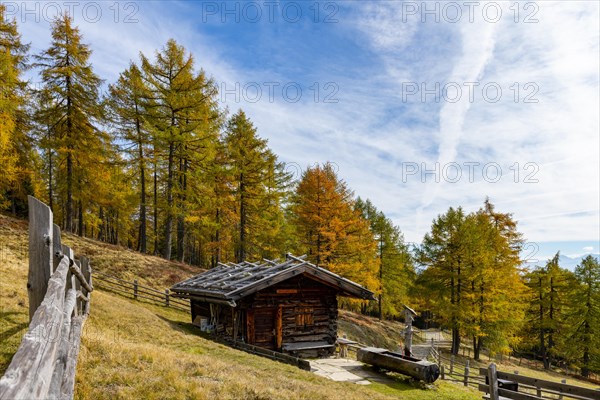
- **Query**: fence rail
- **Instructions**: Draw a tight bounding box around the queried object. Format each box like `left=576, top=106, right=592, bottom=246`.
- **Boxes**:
left=478, top=364, right=600, bottom=400
left=93, top=271, right=189, bottom=312
left=0, top=196, right=93, bottom=400
left=424, top=340, right=599, bottom=399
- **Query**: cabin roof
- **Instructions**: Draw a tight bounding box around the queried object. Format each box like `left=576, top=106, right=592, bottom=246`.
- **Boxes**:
left=170, top=254, right=376, bottom=306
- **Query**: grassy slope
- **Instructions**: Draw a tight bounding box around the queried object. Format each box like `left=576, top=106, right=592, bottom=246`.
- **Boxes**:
left=338, top=310, right=410, bottom=351
left=0, top=214, right=481, bottom=399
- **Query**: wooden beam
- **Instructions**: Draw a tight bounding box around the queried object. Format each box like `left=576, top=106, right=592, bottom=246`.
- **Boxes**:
left=52, top=224, right=62, bottom=272
left=488, top=363, right=499, bottom=400
left=47, top=288, right=77, bottom=398
left=69, top=259, right=93, bottom=294
left=0, top=255, right=70, bottom=399
left=276, top=306, right=283, bottom=350
left=27, top=195, right=54, bottom=321
left=246, top=310, right=255, bottom=345
left=60, top=315, right=86, bottom=399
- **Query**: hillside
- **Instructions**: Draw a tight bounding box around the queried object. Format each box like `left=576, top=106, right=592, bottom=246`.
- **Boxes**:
left=0, top=213, right=480, bottom=399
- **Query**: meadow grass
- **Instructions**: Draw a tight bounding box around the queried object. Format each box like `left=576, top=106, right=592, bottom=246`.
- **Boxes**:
left=0, top=213, right=482, bottom=399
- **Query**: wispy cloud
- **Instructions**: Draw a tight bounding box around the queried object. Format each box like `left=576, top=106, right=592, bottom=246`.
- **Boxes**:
left=11, top=0, right=599, bottom=246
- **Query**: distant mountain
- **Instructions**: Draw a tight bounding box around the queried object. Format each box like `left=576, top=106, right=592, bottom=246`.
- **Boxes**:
left=558, top=253, right=599, bottom=271
left=524, top=253, right=600, bottom=271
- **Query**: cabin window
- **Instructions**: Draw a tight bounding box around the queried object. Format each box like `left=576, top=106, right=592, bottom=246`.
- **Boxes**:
left=295, top=307, right=314, bottom=327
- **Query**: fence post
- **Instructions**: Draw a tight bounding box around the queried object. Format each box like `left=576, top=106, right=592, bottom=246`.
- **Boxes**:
left=536, top=384, right=542, bottom=398
left=558, top=379, right=566, bottom=400
left=441, top=365, right=445, bottom=380
left=488, top=363, right=499, bottom=400
left=52, top=224, right=62, bottom=272
left=165, top=289, right=170, bottom=307
left=450, top=355, right=454, bottom=375
left=134, top=279, right=138, bottom=300
left=464, top=359, right=470, bottom=386
left=27, top=196, right=54, bottom=321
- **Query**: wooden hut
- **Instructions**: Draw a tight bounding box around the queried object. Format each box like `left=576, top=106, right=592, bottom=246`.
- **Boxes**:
left=171, top=254, right=375, bottom=358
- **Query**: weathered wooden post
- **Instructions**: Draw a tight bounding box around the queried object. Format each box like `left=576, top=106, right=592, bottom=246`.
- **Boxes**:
left=487, top=363, right=499, bottom=400
left=403, top=305, right=417, bottom=357
left=133, top=279, right=138, bottom=300
left=558, top=379, right=566, bottom=400
left=165, top=289, right=170, bottom=307
left=52, top=224, right=62, bottom=271
left=440, top=365, right=445, bottom=380
left=450, top=355, right=455, bottom=375
left=27, top=196, right=54, bottom=321
left=80, top=256, right=91, bottom=314
left=463, top=359, right=470, bottom=386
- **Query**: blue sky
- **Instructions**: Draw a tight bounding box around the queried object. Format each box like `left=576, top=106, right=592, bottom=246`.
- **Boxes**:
left=6, top=0, right=599, bottom=260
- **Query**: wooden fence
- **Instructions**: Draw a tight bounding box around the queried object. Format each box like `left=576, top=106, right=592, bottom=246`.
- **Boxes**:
left=478, top=363, right=600, bottom=400
left=0, top=196, right=93, bottom=400
left=93, top=271, right=189, bottom=312
left=425, top=344, right=599, bottom=400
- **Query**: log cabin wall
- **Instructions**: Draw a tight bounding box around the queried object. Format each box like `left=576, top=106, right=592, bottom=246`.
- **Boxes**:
left=243, top=275, right=338, bottom=354
left=189, top=274, right=339, bottom=357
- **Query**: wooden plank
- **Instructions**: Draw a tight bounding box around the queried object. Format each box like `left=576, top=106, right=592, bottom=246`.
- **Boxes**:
left=479, top=384, right=540, bottom=400
left=79, top=257, right=91, bottom=292
left=488, top=363, right=500, bottom=400
left=276, top=306, right=283, bottom=350
left=495, top=371, right=600, bottom=399
left=27, top=195, right=54, bottom=321
left=52, top=224, right=62, bottom=272
left=47, top=288, right=77, bottom=398
left=479, top=368, right=600, bottom=400
left=69, top=260, right=93, bottom=294
left=247, top=310, right=255, bottom=344
left=0, top=255, right=70, bottom=399
left=60, top=315, right=86, bottom=399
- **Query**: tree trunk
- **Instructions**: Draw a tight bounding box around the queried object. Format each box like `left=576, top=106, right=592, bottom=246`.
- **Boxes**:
left=153, top=155, right=158, bottom=255
left=77, top=200, right=83, bottom=236
left=98, top=207, right=104, bottom=241
left=237, top=175, right=246, bottom=263
left=47, top=144, right=53, bottom=212
left=65, top=44, right=73, bottom=233
left=539, top=276, right=548, bottom=369
left=378, top=235, right=383, bottom=320
left=213, top=207, right=221, bottom=268
left=176, top=156, right=187, bottom=262
left=137, top=115, right=147, bottom=253
left=163, top=141, right=174, bottom=260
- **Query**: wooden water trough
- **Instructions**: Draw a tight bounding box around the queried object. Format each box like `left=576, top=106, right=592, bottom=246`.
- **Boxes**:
left=357, top=347, right=440, bottom=383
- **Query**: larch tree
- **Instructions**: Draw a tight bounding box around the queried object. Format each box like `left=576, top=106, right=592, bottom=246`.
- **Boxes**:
left=464, top=201, right=526, bottom=360
left=565, top=255, right=599, bottom=377
left=292, top=163, right=378, bottom=294
left=107, top=63, right=151, bottom=252
left=355, top=197, right=414, bottom=320
left=417, top=206, right=468, bottom=355
left=524, top=253, right=575, bottom=369
left=34, top=13, right=104, bottom=233
left=223, top=110, right=289, bottom=262
left=141, top=39, right=219, bottom=260
left=0, top=4, right=33, bottom=212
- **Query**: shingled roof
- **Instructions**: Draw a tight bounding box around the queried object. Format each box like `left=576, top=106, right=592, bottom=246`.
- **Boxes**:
left=171, top=254, right=376, bottom=307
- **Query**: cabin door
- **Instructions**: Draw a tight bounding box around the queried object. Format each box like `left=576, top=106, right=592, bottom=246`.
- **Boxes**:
left=247, top=307, right=282, bottom=350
